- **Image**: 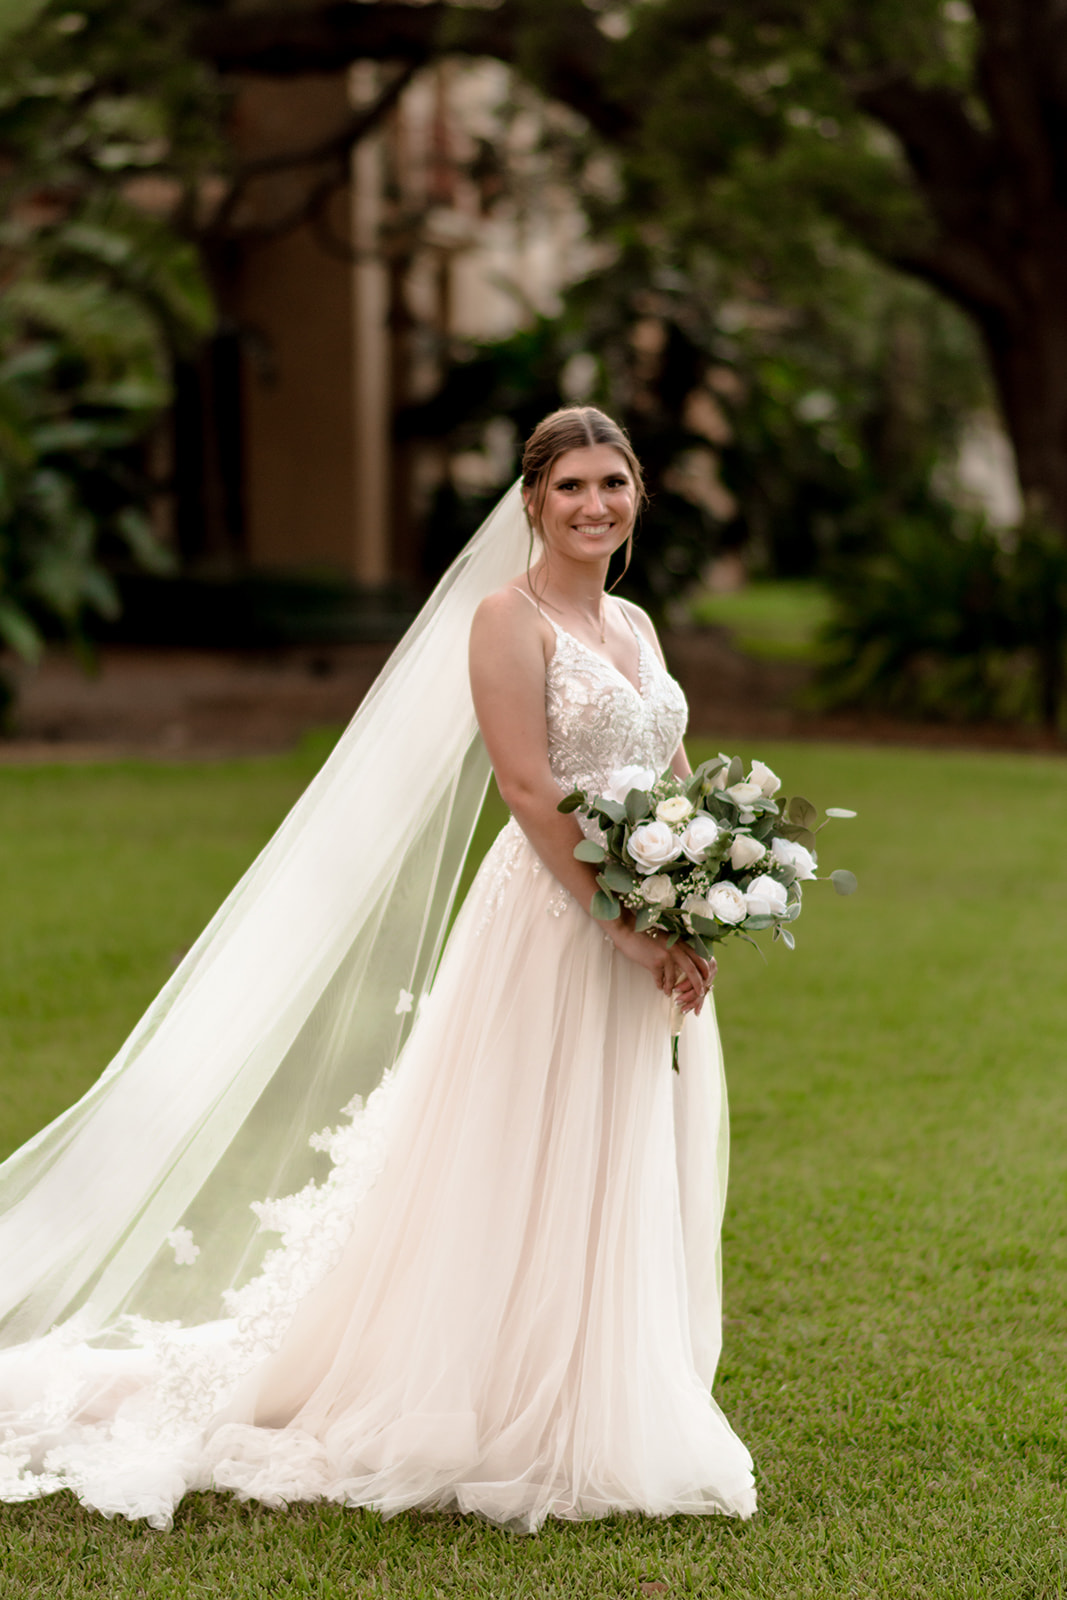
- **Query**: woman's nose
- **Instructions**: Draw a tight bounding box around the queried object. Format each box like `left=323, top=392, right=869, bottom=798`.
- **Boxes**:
left=580, top=489, right=606, bottom=517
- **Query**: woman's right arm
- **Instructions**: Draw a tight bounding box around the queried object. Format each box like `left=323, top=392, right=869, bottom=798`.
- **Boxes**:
left=468, top=590, right=710, bottom=1013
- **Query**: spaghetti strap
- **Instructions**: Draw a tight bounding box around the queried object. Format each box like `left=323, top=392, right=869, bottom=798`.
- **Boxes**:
left=511, top=587, right=560, bottom=631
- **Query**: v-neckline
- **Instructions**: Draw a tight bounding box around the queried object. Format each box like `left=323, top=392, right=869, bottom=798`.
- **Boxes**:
left=549, top=614, right=647, bottom=701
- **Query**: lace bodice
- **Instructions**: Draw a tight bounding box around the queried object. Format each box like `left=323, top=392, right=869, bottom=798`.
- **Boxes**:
left=543, top=609, right=688, bottom=794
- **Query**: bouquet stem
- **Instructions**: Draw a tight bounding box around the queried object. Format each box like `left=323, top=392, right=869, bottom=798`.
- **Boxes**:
left=670, top=1002, right=684, bottom=1073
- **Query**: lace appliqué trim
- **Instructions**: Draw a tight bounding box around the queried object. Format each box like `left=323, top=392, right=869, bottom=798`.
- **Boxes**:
left=473, top=819, right=572, bottom=934
left=0, top=1072, right=407, bottom=1521
left=543, top=624, right=687, bottom=799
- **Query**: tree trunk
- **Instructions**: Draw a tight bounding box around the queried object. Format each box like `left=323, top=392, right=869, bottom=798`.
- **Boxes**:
left=979, top=279, right=1067, bottom=537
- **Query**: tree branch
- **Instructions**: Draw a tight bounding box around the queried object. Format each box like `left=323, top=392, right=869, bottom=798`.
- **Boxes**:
left=202, top=60, right=418, bottom=241
left=192, top=1, right=630, bottom=140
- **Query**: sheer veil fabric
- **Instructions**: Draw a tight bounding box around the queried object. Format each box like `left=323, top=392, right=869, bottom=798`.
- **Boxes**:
left=0, top=480, right=757, bottom=1527
left=0, top=485, right=533, bottom=1345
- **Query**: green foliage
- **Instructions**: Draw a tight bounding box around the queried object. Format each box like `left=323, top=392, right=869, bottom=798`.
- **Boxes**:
left=604, top=0, right=969, bottom=284
left=405, top=219, right=987, bottom=607
left=0, top=0, right=220, bottom=709
left=816, top=512, right=1067, bottom=727
left=1, top=739, right=1065, bottom=1595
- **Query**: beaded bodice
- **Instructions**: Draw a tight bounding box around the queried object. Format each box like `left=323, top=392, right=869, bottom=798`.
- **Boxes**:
left=543, top=611, right=688, bottom=793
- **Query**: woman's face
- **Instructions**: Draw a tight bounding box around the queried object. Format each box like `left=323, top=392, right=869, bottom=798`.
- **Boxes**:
left=530, top=445, right=637, bottom=566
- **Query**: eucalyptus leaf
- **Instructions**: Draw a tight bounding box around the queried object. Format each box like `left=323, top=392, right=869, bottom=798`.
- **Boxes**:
left=590, top=888, right=620, bottom=921
left=825, top=807, right=858, bottom=819
left=625, top=789, right=651, bottom=827
left=595, top=798, right=625, bottom=825
left=689, top=913, right=719, bottom=936
left=557, top=792, right=583, bottom=814
left=780, top=928, right=796, bottom=950
left=831, top=869, right=858, bottom=896
left=787, top=795, right=818, bottom=829
left=573, top=839, right=606, bottom=864
left=742, top=914, right=775, bottom=930
left=634, top=905, right=656, bottom=933
left=600, top=862, right=638, bottom=893
left=665, top=929, right=680, bottom=949
left=727, top=755, right=744, bottom=786
left=689, top=932, right=710, bottom=961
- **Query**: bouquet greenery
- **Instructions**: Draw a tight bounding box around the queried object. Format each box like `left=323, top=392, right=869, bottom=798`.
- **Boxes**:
left=558, top=753, right=857, bottom=963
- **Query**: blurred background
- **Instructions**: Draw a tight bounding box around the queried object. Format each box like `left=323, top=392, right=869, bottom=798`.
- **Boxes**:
left=2, top=0, right=1065, bottom=755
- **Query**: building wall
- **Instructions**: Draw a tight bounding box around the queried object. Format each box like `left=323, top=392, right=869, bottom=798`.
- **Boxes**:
left=227, top=75, right=358, bottom=576
left=225, top=62, right=591, bottom=585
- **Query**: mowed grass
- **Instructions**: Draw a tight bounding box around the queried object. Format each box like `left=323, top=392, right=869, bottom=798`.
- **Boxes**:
left=0, top=736, right=1065, bottom=1598
left=689, top=582, right=832, bottom=663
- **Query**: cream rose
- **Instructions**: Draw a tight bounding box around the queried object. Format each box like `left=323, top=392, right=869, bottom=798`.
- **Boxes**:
left=744, top=875, right=789, bottom=917
left=601, top=765, right=656, bottom=804
left=729, top=833, right=766, bottom=870
left=626, top=820, right=684, bottom=875
left=706, top=755, right=731, bottom=792
left=656, top=794, right=694, bottom=825
left=725, top=781, right=764, bottom=807
left=680, top=813, right=721, bottom=863
left=770, top=837, right=817, bottom=880
left=748, top=759, right=781, bottom=797
left=640, top=873, right=677, bottom=908
left=705, top=882, right=747, bottom=924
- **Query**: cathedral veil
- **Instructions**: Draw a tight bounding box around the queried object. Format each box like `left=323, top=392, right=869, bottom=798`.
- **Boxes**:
left=0, top=483, right=533, bottom=1347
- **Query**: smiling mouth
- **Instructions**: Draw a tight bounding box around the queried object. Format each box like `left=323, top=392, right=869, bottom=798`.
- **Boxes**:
left=574, top=523, right=614, bottom=535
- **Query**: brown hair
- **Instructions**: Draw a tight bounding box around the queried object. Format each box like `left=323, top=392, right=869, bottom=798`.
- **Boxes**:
left=521, top=406, right=646, bottom=591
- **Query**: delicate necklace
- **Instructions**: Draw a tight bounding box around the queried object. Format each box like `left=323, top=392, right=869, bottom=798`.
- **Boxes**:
left=540, top=588, right=608, bottom=642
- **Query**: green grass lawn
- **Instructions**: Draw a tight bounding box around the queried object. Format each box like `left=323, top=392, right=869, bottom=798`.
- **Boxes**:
left=1, top=736, right=1065, bottom=1598
left=689, top=582, right=832, bottom=663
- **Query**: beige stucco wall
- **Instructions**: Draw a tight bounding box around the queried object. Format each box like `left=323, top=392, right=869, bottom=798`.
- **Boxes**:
left=227, top=63, right=592, bottom=582
left=230, top=75, right=357, bottom=575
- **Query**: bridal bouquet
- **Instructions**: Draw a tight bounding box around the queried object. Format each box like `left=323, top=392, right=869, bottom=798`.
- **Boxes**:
left=558, top=753, right=857, bottom=963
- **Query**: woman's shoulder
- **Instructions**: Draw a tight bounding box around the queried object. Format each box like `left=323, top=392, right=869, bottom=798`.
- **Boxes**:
left=471, top=580, right=553, bottom=664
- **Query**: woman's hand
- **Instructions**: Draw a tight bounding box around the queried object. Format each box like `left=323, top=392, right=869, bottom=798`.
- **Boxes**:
left=608, top=919, right=715, bottom=1015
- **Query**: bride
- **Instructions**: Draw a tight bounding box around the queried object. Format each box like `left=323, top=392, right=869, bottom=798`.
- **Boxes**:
left=0, top=405, right=756, bottom=1529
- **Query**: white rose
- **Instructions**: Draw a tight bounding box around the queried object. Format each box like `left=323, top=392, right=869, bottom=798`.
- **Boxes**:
left=744, top=875, right=789, bottom=917
left=640, top=873, right=677, bottom=908
left=725, top=781, right=764, bottom=807
left=706, top=755, right=731, bottom=792
left=601, top=765, right=656, bottom=804
left=770, top=837, right=817, bottom=880
left=626, top=820, right=684, bottom=875
left=656, top=794, right=694, bottom=824
left=748, top=760, right=781, bottom=798
left=679, top=813, right=721, bottom=863
left=729, top=833, right=766, bottom=870
left=705, top=882, right=747, bottom=924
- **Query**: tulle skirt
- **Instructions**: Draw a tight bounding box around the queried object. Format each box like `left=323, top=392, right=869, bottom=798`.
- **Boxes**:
left=0, top=818, right=756, bottom=1528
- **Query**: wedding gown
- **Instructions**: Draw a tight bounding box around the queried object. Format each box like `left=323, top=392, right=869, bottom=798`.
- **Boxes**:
left=0, top=602, right=756, bottom=1529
